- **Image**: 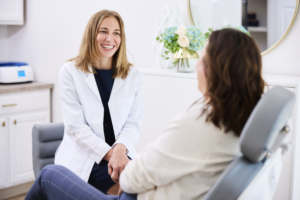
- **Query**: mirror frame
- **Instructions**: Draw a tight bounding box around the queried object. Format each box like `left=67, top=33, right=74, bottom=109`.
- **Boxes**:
left=187, top=0, right=300, bottom=55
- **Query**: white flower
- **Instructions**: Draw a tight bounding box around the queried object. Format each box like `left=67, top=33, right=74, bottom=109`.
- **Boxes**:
left=175, top=27, right=187, bottom=36
left=177, top=36, right=190, bottom=47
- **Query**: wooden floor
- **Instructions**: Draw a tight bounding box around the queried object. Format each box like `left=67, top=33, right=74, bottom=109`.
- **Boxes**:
left=4, top=193, right=26, bottom=200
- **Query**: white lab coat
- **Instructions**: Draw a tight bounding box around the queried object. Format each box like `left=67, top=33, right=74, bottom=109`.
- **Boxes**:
left=55, top=61, right=143, bottom=182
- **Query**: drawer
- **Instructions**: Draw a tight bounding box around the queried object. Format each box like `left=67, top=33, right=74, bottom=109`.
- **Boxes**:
left=0, top=89, right=50, bottom=115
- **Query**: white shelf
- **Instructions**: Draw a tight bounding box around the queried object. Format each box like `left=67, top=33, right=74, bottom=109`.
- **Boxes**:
left=138, top=67, right=197, bottom=79
left=138, top=67, right=300, bottom=87
left=248, top=27, right=268, bottom=32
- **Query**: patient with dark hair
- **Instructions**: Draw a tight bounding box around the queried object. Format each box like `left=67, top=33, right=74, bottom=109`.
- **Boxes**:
left=25, top=28, right=265, bottom=200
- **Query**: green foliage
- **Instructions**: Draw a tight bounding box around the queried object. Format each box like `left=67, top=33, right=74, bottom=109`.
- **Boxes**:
left=156, top=25, right=251, bottom=62
left=156, top=27, right=184, bottom=60
left=204, top=28, right=213, bottom=39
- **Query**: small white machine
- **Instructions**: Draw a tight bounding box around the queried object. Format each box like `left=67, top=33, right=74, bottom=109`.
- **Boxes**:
left=0, top=62, right=34, bottom=84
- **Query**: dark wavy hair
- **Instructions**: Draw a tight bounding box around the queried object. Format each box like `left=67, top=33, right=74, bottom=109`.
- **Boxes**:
left=202, top=28, right=265, bottom=137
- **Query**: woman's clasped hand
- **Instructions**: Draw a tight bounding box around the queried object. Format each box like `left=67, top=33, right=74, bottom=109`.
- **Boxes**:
left=105, top=143, right=130, bottom=182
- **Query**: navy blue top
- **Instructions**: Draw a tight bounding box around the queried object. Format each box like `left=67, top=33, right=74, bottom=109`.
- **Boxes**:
left=94, top=69, right=116, bottom=146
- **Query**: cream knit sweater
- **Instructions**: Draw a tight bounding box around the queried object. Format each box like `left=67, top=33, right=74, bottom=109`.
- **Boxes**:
left=120, top=103, right=241, bottom=200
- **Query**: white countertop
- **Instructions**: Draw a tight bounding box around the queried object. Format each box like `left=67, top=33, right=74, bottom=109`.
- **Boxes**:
left=262, top=74, right=300, bottom=88
left=0, top=82, right=54, bottom=94
left=138, top=67, right=300, bottom=88
left=139, top=67, right=197, bottom=79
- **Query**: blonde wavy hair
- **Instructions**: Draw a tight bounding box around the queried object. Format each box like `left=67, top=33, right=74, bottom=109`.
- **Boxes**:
left=69, top=10, right=133, bottom=78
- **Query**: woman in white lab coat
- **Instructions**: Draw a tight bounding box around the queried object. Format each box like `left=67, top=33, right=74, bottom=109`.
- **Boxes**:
left=54, top=10, right=143, bottom=195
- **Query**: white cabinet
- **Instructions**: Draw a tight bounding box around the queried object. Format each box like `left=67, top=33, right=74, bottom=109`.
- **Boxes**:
left=268, top=0, right=297, bottom=49
left=0, top=89, right=51, bottom=189
left=0, top=0, right=24, bottom=25
left=135, top=74, right=202, bottom=153
left=0, top=117, right=8, bottom=188
left=9, top=112, right=49, bottom=186
left=135, top=68, right=202, bottom=153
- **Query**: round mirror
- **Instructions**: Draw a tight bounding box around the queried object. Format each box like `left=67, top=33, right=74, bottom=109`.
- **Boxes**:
left=188, top=0, right=299, bottom=55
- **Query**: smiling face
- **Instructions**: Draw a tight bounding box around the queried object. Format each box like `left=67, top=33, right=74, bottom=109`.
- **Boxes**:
left=96, top=16, right=121, bottom=58
left=196, top=43, right=208, bottom=95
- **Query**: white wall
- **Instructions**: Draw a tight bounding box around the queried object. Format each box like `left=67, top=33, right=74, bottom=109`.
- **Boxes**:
left=1, top=0, right=190, bottom=122
left=0, top=25, right=8, bottom=61
left=1, top=0, right=300, bottom=122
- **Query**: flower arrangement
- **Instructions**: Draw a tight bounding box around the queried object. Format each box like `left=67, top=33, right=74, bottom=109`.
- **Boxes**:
left=156, top=25, right=250, bottom=71
left=156, top=25, right=250, bottom=61
left=156, top=26, right=211, bottom=60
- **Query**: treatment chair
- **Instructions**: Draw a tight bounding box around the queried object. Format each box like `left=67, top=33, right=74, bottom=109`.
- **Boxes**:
left=32, top=122, right=64, bottom=178
left=203, top=86, right=295, bottom=200
left=32, top=86, right=295, bottom=200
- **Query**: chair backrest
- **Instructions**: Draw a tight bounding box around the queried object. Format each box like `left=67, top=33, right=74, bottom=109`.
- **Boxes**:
left=32, top=122, right=64, bottom=178
left=203, top=86, right=295, bottom=200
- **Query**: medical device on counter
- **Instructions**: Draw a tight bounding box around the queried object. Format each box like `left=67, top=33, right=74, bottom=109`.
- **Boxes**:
left=0, top=62, right=34, bottom=84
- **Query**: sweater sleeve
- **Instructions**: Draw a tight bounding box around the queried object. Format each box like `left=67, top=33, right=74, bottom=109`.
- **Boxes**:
left=119, top=110, right=205, bottom=193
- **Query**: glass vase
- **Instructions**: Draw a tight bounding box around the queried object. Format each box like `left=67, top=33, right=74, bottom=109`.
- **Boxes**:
left=172, top=47, right=199, bottom=73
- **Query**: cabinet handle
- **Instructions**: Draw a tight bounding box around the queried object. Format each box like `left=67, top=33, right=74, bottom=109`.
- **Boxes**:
left=14, top=120, right=17, bottom=125
left=2, top=104, right=17, bottom=107
left=2, top=122, right=4, bottom=127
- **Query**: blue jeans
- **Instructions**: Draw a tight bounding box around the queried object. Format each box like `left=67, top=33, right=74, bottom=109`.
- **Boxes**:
left=25, top=165, right=137, bottom=200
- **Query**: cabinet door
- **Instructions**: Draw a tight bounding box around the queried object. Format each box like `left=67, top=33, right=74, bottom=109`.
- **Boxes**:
left=267, top=0, right=296, bottom=48
left=9, top=111, right=50, bottom=186
left=135, top=75, right=202, bottom=152
left=0, top=117, right=8, bottom=189
left=0, top=0, right=24, bottom=25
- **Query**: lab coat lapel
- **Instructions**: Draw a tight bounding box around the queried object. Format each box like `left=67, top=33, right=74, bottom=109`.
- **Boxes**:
left=110, top=77, right=124, bottom=100
left=85, top=73, right=101, bottom=101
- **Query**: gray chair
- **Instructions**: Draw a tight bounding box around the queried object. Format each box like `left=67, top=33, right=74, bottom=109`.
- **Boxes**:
left=203, top=86, right=295, bottom=200
left=32, top=122, right=64, bottom=178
